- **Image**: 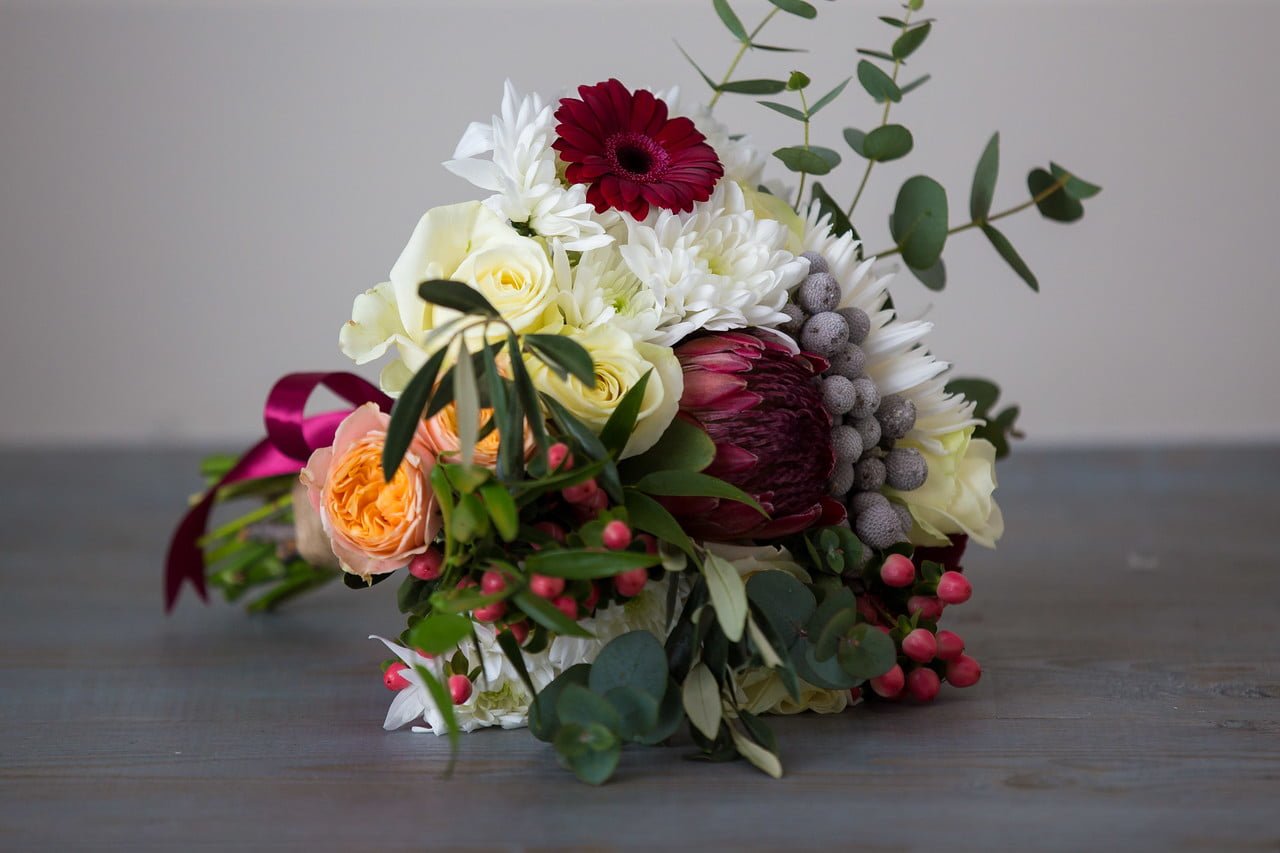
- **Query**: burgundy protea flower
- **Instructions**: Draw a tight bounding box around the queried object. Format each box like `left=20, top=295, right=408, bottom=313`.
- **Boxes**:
left=666, top=330, right=845, bottom=540
left=552, top=79, right=724, bottom=220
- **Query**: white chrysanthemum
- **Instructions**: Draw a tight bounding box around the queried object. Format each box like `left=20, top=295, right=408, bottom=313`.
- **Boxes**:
left=801, top=207, right=979, bottom=455
left=375, top=577, right=674, bottom=736
left=620, top=181, right=807, bottom=346
left=444, top=81, right=611, bottom=251
left=552, top=243, right=662, bottom=344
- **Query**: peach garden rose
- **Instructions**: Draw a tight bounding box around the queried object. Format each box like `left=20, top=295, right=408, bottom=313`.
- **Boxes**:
left=300, top=403, right=441, bottom=579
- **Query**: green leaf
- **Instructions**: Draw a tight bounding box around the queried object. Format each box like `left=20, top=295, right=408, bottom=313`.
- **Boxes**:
left=900, top=74, right=931, bottom=95
left=890, top=175, right=949, bottom=270
left=970, top=132, right=1000, bottom=221
left=524, top=334, right=595, bottom=387
left=945, top=378, right=1000, bottom=417
left=453, top=337, right=479, bottom=467
left=675, top=41, right=718, bottom=91
left=599, top=369, right=651, bottom=458
left=977, top=404, right=1021, bottom=459
left=745, top=571, right=816, bottom=648
left=751, top=43, right=806, bottom=53
left=759, top=100, right=807, bottom=121
left=807, top=77, right=851, bottom=115
left=633, top=470, right=765, bottom=516
left=813, top=607, right=857, bottom=661
left=842, top=127, right=867, bottom=158
left=836, top=623, right=897, bottom=680
left=773, top=145, right=841, bottom=176
left=513, top=590, right=593, bottom=637
left=746, top=616, right=785, bottom=668
left=529, top=663, right=590, bottom=741
left=729, top=725, right=783, bottom=778
left=1050, top=162, right=1102, bottom=200
left=495, top=628, right=535, bottom=694
left=523, top=548, right=660, bottom=580
left=417, top=279, right=498, bottom=317
left=558, top=683, right=622, bottom=732
left=702, top=551, right=748, bottom=642
left=908, top=0, right=924, bottom=10
left=603, top=686, right=660, bottom=741
left=719, top=79, right=788, bottom=95
left=879, top=15, right=908, bottom=27
left=863, top=124, right=914, bottom=162
left=811, top=182, right=857, bottom=241
left=414, top=665, right=460, bottom=774
left=766, top=0, right=816, bottom=18
left=620, top=417, right=715, bottom=476
left=786, top=70, right=810, bottom=91
left=623, top=489, right=697, bottom=558
left=713, top=0, right=749, bottom=42
left=554, top=722, right=620, bottom=786
left=1028, top=167, right=1084, bottom=222
left=909, top=257, right=946, bottom=291
left=477, top=482, right=519, bottom=541
left=856, top=48, right=896, bottom=62
left=406, top=612, right=473, bottom=655
left=792, top=637, right=862, bottom=690
left=382, top=344, right=446, bottom=481
left=588, top=630, right=668, bottom=701
left=981, top=224, right=1039, bottom=292
left=682, top=663, right=722, bottom=739
left=507, top=331, right=549, bottom=456
left=892, top=21, right=931, bottom=59
left=857, top=60, right=902, bottom=104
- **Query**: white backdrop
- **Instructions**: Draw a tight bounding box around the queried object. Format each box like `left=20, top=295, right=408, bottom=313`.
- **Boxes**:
left=2, top=0, right=1277, bottom=446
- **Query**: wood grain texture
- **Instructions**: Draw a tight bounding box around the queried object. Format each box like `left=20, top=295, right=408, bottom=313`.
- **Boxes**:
left=1, top=448, right=1278, bottom=851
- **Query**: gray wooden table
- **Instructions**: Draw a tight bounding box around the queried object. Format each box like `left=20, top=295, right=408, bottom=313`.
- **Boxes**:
left=2, top=449, right=1277, bottom=850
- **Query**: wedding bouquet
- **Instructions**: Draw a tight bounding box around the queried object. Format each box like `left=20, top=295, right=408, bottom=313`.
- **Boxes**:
left=167, top=0, right=1098, bottom=783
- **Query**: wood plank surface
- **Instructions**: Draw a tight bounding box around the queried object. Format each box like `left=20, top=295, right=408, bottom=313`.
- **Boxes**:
left=1, top=449, right=1277, bottom=851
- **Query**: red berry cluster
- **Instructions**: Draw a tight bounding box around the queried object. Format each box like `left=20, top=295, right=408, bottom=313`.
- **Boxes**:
left=854, top=542, right=982, bottom=704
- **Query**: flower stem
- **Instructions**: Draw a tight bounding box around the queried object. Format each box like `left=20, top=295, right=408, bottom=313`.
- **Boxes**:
left=869, top=173, right=1073, bottom=260
left=708, top=8, right=781, bottom=112
left=793, top=88, right=812, bottom=211
left=846, top=8, right=914, bottom=219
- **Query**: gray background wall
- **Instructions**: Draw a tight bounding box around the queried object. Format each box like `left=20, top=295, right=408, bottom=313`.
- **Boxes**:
left=1, top=0, right=1276, bottom=447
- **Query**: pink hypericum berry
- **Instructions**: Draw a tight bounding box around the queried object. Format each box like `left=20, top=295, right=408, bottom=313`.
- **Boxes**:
left=473, top=601, right=506, bottom=623
left=880, top=553, right=916, bottom=588
left=614, top=567, right=648, bottom=597
left=935, top=630, right=965, bottom=661
left=408, top=548, right=444, bottom=581
left=504, top=621, right=530, bottom=646
left=456, top=577, right=478, bottom=590
left=848, top=686, right=862, bottom=703
left=907, top=595, right=944, bottom=621
left=383, top=662, right=410, bottom=691
left=870, top=664, right=905, bottom=699
left=529, top=574, right=565, bottom=599
left=548, top=442, right=574, bottom=471
left=875, top=624, right=892, bottom=635
left=582, top=581, right=601, bottom=613
left=946, top=654, right=982, bottom=688
left=553, top=595, right=579, bottom=620
left=562, top=478, right=599, bottom=505
left=936, top=571, right=972, bottom=605
left=637, top=533, right=658, bottom=554
left=534, top=521, right=568, bottom=544
left=602, top=520, right=632, bottom=550
left=480, top=570, right=506, bottom=594
left=577, top=489, right=609, bottom=519
left=902, top=628, right=938, bottom=663
left=906, top=667, right=941, bottom=702
left=448, top=674, right=473, bottom=705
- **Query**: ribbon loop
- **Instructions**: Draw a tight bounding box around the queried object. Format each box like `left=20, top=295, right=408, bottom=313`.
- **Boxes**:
left=164, top=372, right=392, bottom=611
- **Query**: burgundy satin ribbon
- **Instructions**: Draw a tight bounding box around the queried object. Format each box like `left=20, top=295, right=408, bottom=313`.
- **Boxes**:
left=164, top=371, right=392, bottom=611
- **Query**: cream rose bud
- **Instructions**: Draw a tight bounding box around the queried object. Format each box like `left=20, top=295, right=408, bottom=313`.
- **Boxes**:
left=889, top=427, right=1004, bottom=549
left=299, top=403, right=441, bottom=579
left=529, top=325, right=682, bottom=459
left=340, top=201, right=559, bottom=396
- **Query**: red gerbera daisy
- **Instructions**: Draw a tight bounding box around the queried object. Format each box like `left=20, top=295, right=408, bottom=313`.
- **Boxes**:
left=553, top=79, right=724, bottom=220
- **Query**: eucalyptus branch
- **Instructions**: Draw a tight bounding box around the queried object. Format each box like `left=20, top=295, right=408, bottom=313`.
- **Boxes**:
left=708, top=7, right=781, bottom=111
left=846, top=7, right=913, bottom=218
left=793, top=87, right=812, bottom=210
left=869, top=172, right=1072, bottom=260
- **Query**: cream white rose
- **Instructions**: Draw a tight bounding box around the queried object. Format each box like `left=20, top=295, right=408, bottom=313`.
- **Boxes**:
left=889, top=427, right=1004, bottom=548
left=340, top=201, right=558, bottom=395
left=529, top=324, right=682, bottom=458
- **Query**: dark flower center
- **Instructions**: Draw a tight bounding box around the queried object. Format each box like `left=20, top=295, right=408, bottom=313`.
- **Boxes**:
left=606, top=132, right=669, bottom=182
